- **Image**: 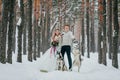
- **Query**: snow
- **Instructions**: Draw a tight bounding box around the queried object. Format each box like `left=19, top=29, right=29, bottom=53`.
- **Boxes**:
left=101, top=41, right=103, bottom=48
left=50, top=17, right=58, bottom=32
left=18, top=0, right=20, bottom=7
left=18, top=0, right=20, bottom=8
left=17, top=18, right=22, bottom=26
left=0, top=52, right=120, bottom=80
left=66, top=3, right=73, bottom=13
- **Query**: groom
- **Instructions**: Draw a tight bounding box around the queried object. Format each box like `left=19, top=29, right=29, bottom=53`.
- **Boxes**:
left=61, top=25, right=75, bottom=71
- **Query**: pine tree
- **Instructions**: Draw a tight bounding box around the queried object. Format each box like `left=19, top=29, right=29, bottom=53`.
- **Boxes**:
left=41, top=0, right=46, bottom=53
left=33, top=19, right=37, bottom=60
left=102, top=0, right=107, bottom=66
left=17, top=0, right=24, bottom=62
left=107, top=0, right=112, bottom=59
left=0, top=0, right=2, bottom=43
left=98, top=0, right=103, bottom=64
left=7, top=0, right=15, bottom=64
left=81, top=0, right=85, bottom=56
left=86, top=0, right=90, bottom=58
left=46, top=1, right=51, bottom=50
left=23, top=1, right=27, bottom=55
left=90, top=0, right=95, bottom=53
left=27, top=0, right=33, bottom=62
left=37, top=25, right=41, bottom=58
left=0, top=0, right=9, bottom=63
left=37, top=0, right=42, bottom=58
left=112, top=0, right=119, bottom=68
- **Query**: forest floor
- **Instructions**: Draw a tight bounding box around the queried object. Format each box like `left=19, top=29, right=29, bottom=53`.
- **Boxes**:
left=0, top=52, right=120, bottom=80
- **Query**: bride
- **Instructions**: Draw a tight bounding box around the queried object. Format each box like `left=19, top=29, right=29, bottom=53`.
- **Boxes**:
left=39, top=29, right=62, bottom=72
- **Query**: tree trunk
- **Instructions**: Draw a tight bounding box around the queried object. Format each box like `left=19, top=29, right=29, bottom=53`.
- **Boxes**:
left=102, top=0, right=107, bottom=66
left=98, top=0, right=103, bottom=64
left=98, top=26, right=102, bottom=64
left=86, top=0, right=90, bottom=58
left=41, top=1, right=44, bottom=52
left=33, top=19, right=37, bottom=60
left=0, top=0, right=1, bottom=33
left=12, top=1, right=17, bottom=54
left=27, top=0, right=33, bottom=62
left=17, top=24, right=23, bottom=62
left=0, top=0, right=9, bottom=63
left=41, top=1, right=46, bottom=53
left=81, top=18, right=85, bottom=56
left=81, top=0, right=85, bottom=56
left=90, top=0, right=95, bottom=53
left=7, top=0, right=15, bottom=64
left=17, top=0, right=24, bottom=62
left=23, top=0, right=27, bottom=55
left=23, top=23, right=26, bottom=55
left=112, top=0, right=119, bottom=68
left=44, top=2, right=48, bottom=52
left=37, top=25, right=41, bottom=57
left=37, top=2, right=42, bottom=58
left=41, top=18, right=45, bottom=53
left=46, top=2, right=50, bottom=50
left=107, top=0, right=112, bottom=59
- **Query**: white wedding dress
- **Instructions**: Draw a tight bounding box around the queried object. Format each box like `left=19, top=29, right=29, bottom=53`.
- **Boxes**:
left=39, top=35, right=62, bottom=72
left=39, top=47, right=74, bottom=72
left=39, top=47, right=58, bottom=72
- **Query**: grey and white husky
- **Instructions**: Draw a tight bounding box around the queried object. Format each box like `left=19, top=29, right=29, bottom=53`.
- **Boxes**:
left=72, top=41, right=83, bottom=72
left=56, top=53, right=67, bottom=71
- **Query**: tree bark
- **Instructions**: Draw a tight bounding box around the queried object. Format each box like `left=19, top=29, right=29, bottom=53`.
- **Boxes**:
left=33, top=19, right=37, bottom=60
left=23, top=0, right=27, bottom=55
left=37, top=25, right=41, bottom=57
left=98, top=26, right=102, bottom=64
left=23, top=23, right=26, bottom=55
left=81, top=0, right=85, bottom=56
left=27, top=0, right=33, bottom=62
left=90, top=0, right=95, bottom=53
left=12, top=1, right=17, bottom=54
left=46, top=1, right=51, bottom=50
left=0, top=0, right=9, bottom=63
left=107, top=0, right=112, bottom=59
left=37, top=1, right=42, bottom=58
left=98, top=0, right=103, bottom=64
left=17, top=0, right=24, bottom=62
left=86, top=0, right=90, bottom=58
left=7, top=0, right=15, bottom=64
left=102, top=0, right=107, bottom=66
left=41, top=1, right=46, bottom=53
left=112, top=0, right=119, bottom=68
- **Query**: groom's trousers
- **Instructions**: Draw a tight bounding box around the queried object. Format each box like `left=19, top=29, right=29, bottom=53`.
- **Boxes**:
left=61, top=45, right=72, bottom=69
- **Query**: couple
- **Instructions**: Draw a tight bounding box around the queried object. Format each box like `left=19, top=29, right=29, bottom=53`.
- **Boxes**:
left=39, top=25, right=74, bottom=72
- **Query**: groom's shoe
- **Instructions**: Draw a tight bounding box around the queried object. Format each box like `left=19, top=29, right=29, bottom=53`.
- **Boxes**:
left=69, top=67, right=72, bottom=71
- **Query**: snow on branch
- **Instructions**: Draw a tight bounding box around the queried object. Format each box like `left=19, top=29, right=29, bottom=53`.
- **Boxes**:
left=18, top=0, right=20, bottom=7
left=50, top=2, right=73, bottom=33
left=50, top=17, right=58, bottom=33
left=17, top=18, right=22, bottom=26
left=66, top=3, right=73, bottom=13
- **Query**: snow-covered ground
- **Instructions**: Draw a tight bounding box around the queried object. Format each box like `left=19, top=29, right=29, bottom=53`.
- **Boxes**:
left=0, top=52, right=120, bottom=80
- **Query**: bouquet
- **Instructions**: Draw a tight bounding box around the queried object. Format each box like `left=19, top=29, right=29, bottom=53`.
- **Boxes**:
left=51, top=41, right=59, bottom=47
